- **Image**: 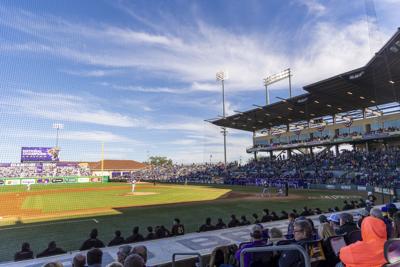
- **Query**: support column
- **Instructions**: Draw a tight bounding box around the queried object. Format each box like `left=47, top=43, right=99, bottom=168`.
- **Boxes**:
left=309, top=147, right=314, bottom=157
left=269, top=151, right=273, bottom=161
left=288, top=149, right=292, bottom=159
left=254, top=151, right=258, bottom=161
left=365, top=142, right=369, bottom=152
left=335, top=144, right=339, bottom=156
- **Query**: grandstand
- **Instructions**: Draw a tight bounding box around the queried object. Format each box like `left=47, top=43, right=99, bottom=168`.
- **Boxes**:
left=210, top=28, right=400, bottom=161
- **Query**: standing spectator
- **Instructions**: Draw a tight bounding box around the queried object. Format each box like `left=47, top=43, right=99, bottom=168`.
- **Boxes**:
left=339, top=216, right=387, bottom=267
left=80, top=229, right=105, bottom=251
left=198, top=217, right=215, bottom=232
left=37, top=241, right=66, bottom=258
left=72, top=254, right=86, bottom=267
left=14, top=242, right=34, bottom=261
left=145, top=226, right=155, bottom=240
left=215, top=218, right=227, bottom=229
left=87, top=248, right=103, bottom=267
left=108, top=230, right=125, bottom=246
left=287, top=213, right=296, bottom=237
left=357, top=209, right=369, bottom=228
left=125, top=227, right=144, bottom=243
left=367, top=192, right=377, bottom=205
left=171, top=218, right=185, bottom=236
left=278, top=220, right=314, bottom=267
left=228, top=215, right=240, bottom=228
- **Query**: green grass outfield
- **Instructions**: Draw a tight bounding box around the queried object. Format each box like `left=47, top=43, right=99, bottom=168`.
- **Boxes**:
left=0, top=182, right=369, bottom=262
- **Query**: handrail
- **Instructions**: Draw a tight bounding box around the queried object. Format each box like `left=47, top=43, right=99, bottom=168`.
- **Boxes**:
left=172, top=252, right=203, bottom=267
left=239, top=244, right=311, bottom=267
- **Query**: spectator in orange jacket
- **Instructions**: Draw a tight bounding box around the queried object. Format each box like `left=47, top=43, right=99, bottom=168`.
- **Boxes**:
left=339, top=216, right=387, bottom=267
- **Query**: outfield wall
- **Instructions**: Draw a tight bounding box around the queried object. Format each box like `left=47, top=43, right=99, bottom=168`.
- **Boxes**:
left=0, top=176, right=109, bottom=186
left=309, top=183, right=397, bottom=196
left=1, top=203, right=396, bottom=267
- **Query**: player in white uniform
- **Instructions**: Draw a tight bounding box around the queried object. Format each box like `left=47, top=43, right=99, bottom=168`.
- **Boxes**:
left=131, top=179, right=137, bottom=193
left=261, top=180, right=270, bottom=197
left=26, top=183, right=31, bottom=191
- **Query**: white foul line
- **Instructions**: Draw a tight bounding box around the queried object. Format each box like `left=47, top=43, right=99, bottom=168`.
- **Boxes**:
left=0, top=218, right=99, bottom=231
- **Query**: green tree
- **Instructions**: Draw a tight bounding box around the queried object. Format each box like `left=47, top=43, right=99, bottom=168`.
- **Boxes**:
left=148, top=156, right=173, bottom=166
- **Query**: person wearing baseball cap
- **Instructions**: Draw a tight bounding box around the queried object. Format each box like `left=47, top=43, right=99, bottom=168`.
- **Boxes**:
left=328, top=214, right=340, bottom=232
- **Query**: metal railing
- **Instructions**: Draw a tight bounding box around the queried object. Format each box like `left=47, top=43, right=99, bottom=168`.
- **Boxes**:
left=172, top=252, right=203, bottom=267
left=239, top=244, right=311, bottom=267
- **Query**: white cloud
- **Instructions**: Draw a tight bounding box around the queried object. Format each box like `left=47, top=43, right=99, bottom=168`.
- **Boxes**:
left=0, top=90, right=142, bottom=128
left=294, top=0, right=326, bottom=16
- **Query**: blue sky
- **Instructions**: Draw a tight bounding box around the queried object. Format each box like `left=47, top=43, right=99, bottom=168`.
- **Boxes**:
left=0, top=0, right=399, bottom=163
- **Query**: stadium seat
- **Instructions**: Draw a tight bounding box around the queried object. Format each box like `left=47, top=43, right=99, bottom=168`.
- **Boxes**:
left=384, top=239, right=400, bottom=266
left=304, top=240, right=326, bottom=267
left=208, top=244, right=238, bottom=267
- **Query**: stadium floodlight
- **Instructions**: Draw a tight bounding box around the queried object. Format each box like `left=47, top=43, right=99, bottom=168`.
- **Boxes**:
left=52, top=123, right=64, bottom=148
left=264, top=68, right=292, bottom=105
left=216, top=70, right=229, bottom=169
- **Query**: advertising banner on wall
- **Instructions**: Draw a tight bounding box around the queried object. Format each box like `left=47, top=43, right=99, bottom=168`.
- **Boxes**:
left=21, top=147, right=60, bottom=162
left=21, top=179, right=36, bottom=185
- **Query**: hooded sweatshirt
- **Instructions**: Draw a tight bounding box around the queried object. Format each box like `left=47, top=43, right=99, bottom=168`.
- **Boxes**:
left=339, top=216, right=387, bottom=267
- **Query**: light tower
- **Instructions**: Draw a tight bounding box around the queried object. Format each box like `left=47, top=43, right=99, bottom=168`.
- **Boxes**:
left=52, top=123, right=64, bottom=148
left=216, top=70, right=228, bottom=169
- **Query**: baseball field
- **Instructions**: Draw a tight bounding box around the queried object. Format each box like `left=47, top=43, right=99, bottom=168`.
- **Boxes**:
left=0, top=182, right=370, bottom=262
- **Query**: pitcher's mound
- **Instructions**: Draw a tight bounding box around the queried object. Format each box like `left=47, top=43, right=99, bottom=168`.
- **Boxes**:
left=122, top=192, right=158, bottom=196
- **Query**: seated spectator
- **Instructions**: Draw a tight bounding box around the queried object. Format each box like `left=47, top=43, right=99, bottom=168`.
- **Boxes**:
left=270, top=211, right=279, bottom=221
left=269, top=227, right=283, bottom=243
left=106, top=262, right=123, bottom=267
left=261, top=209, right=272, bottom=222
left=87, top=248, right=103, bottom=267
left=342, top=200, right=352, bottom=210
left=300, top=206, right=311, bottom=216
left=370, top=208, right=383, bottom=219
left=252, top=213, right=260, bottom=224
left=228, top=214, right=240, bottom=227
left=80, top=229, right=105, bottom=251
left=37, top=241, right=66, bottom=258
left=336, top=213, right=358, bottom=236
left=14, top=242, right=34, bottom=261
left=199, top=217, right=215, bottom=232
left=171, top=218, right=185, bottom=236
left=306, top=218, right=319, bottom=239
left=145, top=226, right=155, bottom=240
left=339, top=216, right=387, bottom=267
left=240, top=215, right=251, bottom=226
left=328, top=213, right=340, bottom=232
left=155, top=225, right=170, bottom=238
left=124, top=253, right=145, bottom=267
left=108, top=230, right=125, bottom=246
left=392, top=211, right=400, bottom=238
left=357, top=209, right=369, bottom=228
left=72, top=253, right=86, bottom=267
left=235, top=225, right=269, bottom=267
left=131, top=245, right=147, bottom=265
left=318, top=222, right=335, bottom=239
left=278, top=220, right=314, bottom=267
left=215, top=218, right=227, bottom=229
left=125, top=227, right=144, bottom=243
left=117, top=245, right=132, bottom=264
left=280, top=210, right=288, bottom=220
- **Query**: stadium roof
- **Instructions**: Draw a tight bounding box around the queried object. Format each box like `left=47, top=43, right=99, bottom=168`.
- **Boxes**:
left=88, top=160, right=148, bottom=171
left=210, top=28, right=400, bottom=132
